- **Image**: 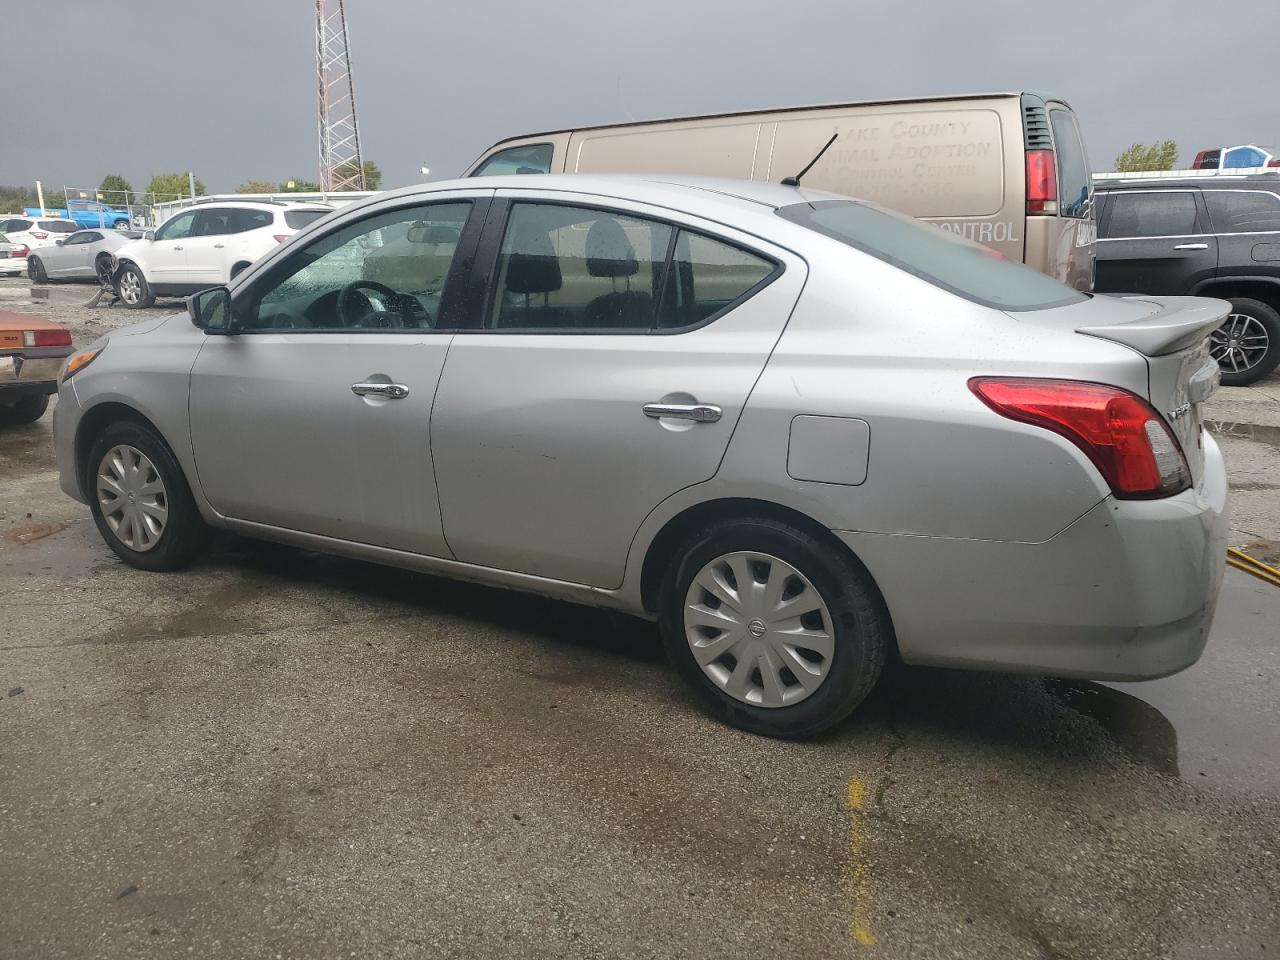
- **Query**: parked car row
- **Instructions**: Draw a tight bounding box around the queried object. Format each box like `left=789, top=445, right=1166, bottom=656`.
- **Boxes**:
left=52, top=174, right=1229, bottom=737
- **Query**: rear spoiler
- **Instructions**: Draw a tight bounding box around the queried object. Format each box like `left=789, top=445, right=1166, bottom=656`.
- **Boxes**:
left=1076, top=296, right=1229, bottom=357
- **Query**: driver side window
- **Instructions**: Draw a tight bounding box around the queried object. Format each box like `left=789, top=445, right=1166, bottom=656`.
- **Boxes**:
left=155, top=211, right=196, bottom=241
left=240, top=201, right=472, bottom=332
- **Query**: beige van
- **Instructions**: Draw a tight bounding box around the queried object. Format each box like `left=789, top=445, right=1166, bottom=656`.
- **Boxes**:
left=465, top=92, right=1096, bottom=290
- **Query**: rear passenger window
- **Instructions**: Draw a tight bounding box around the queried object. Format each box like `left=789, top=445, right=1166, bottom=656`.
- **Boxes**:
left=657, top=232, right=775, bottom=329
left=234, top=209, right=274, bottom=233
left=1204, top=191, right=1280, bottom=234
left=1103, top=192, right=1199, bottom=238
left=1049, top=110, right=1091, bottom=219
left=490, top=203, right=671, bottom=330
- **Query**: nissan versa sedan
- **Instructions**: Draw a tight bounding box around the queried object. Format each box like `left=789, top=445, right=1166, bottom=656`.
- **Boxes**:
left=53, top=175, right=1229, bottom=738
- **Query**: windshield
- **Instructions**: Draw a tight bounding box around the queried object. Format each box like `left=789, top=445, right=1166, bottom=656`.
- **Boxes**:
left=776, top=199, right=1087, bottom=311
left=284, top=209, right=328, bottom=230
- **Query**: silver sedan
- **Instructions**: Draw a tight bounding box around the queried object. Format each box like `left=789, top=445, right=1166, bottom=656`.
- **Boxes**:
left=52, top=175, right=1229, bottom=738
left=27, top=229, right=138, bottom=284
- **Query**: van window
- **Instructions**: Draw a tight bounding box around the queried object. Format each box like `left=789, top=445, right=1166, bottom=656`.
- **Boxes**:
left=1103, top=192, right=1199, bottom=239
left=1204, top=190, right=1280, bottom=234
left=473, top=143, right=554, bottom=177
left=777, top=199, right=1085, bottom=311
left=1050, top=110, right=1091, bottom=219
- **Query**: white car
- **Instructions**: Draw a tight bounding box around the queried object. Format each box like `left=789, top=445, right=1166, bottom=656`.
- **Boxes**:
left=0, top=215, right=79, bottom=250
left=0, top=232, right=26, bottom=276
left=111, top=200, right=331, bottom=308
left=26, top=229, right=139, bottom=284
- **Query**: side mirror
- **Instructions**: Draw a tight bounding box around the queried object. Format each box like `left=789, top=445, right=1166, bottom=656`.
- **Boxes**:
left=55, top=239, right=65, bottom=246
left=143, top=230, right=155, bottom=241
left=188, top=286, right=235, bottom=334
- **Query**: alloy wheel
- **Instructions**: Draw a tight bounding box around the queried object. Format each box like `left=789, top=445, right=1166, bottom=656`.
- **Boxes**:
left=683, top=551, right=835, bottom=708
left=119, top=270, right=141, bottom=304
left=1210, top=313, right=1270, bottom=376
left=96, top=444, right=168, bottom=552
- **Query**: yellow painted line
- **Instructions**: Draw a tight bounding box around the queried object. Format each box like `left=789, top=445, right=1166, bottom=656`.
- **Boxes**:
left=847, top=777, right=876, bottom=947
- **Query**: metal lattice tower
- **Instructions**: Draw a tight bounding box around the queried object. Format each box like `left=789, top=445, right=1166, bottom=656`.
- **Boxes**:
left=315, top=0, right=366, bottom=192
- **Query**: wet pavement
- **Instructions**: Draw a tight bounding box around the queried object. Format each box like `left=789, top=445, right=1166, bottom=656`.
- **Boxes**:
left=2, top=397, right=1279, bottom=959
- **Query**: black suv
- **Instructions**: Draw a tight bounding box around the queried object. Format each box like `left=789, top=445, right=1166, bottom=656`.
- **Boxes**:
left=1094, top=174, right=1280, bottom=385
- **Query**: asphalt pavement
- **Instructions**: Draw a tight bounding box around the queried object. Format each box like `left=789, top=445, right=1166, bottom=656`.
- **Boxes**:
left=2, top=401, right=1278, bottom=960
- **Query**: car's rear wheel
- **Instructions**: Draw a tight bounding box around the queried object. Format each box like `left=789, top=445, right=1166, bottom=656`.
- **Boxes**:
left=1212, top=298, right=1280, bottom=386
left=0, top=393, right=49, bottom=424
left=115, top=263, right=155, bottom=308
left=87, top=421, right=208, bottom=570
left=658, top=516, right=889, bottom=738
left=95, top=254, right=113, bottom=287
left=27, top=256, right=47, bottom=283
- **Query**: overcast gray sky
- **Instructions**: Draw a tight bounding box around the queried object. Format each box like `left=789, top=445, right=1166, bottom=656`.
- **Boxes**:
left=2, top=0, right=1276, bottom=194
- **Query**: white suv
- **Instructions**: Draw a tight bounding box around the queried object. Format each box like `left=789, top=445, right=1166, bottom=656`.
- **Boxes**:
left=112, top=201, right=331, bottom=308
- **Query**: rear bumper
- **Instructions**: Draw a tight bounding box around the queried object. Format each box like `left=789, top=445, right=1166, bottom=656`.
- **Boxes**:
left=0, top=355, right=62, bottom=397
left=837, top=432, right=1229, bottom=680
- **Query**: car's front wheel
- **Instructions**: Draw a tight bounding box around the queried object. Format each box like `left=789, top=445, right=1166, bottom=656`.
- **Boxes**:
left=115, top=263, right=155, bottom=308
left=95, top=254, right=113, bottom=287
left=87, top=421, right=208, bottom=570
left=658, top=517, right=889, bottom=738
left=1212, top=298, right=1280, bottom=386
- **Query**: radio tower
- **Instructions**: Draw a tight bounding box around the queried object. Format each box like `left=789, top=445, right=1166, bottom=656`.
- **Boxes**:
left=315, top=0, right=366, bottom=191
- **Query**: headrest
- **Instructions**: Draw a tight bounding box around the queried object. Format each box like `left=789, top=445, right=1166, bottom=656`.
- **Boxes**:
left=407, top=222, right=460, bottom=244
left=505, top=227, right=562, bottom=295
left=586, top=218, right=638, bottom=278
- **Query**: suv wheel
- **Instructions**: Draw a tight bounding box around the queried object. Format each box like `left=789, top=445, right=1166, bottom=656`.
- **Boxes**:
left=1212, top=298, right=1280, bottom=386
left=115, top=263, right=155, bottom=309
left=87, top=421, right=208, bottom=570
left=658, top=517, right=889, bottom=739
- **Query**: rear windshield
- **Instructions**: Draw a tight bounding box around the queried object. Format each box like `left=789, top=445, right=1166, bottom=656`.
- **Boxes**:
left=776, top=200, right=1087, bottom=311
left=284, top=209, right=328, bottom=230
left=40, top=220, right=78, bottom=232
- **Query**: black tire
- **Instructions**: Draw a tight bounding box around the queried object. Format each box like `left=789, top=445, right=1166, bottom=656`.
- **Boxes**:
left=114, top=262, right=155, bottom=309
left=86, top=420, right=208, bottom=571
left=94, top=254, right=113, bottom=287
left=0, top=393, right=49, bottom=425
left=27, top=256, right=47, bottom=283
left=658, top=517, right=889, bottom=739
left=1216, top=298, right=1280, bottom=386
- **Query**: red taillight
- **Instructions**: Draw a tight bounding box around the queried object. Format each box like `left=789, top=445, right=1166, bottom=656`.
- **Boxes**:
left=1025, top=149, right=1057, bottom=214
left=968, top=377, right=1191, bottom=499
left=27, top=328, right=73, bottom=347
left=273, top=234, right=289, bottom=244
left=1269, top=159, right=1280, bottom=168
left=10, top=244, right=29, bottom=259
left=30, top=231, right=48, bottom=240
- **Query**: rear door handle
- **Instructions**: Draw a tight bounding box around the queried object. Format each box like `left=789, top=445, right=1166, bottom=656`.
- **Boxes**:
left=352, top=381, right=410, bottom=399
left=213, top=243, right=225, bottom=249
left=1173, top=243, right=1208, bottom=250
left=643, top=402, right=722, bottom=423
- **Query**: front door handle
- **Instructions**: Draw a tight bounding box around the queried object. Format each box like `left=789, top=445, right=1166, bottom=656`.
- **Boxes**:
left=352, top=381, right=410, bottom=399
left=643, top=402, right=722, bottom=423
left=213, top=243, right=225, bottom=249
left=1173, top=242, right=1209, bottom=251
left=173, top=245, right=184, bottom=251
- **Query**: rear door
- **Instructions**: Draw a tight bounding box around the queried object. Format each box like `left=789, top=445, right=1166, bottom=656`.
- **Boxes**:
left=429, top=192, right=805, bottom=588
left=1094, top=189, right=1217, bottom=293
left=184, top=207, right=241, bottom=285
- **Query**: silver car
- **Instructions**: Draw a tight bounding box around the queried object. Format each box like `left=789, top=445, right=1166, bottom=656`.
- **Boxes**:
left=27, top=229, right=138, bottom=284
left=52, top=175, right=1229, bottom=738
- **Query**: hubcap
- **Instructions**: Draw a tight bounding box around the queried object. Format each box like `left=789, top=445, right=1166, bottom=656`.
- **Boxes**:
left=96, top=445, right=168, bottom=552
left=683, top=551, right=835, bottom=708
left=1210, top=313, right=1269, bottom=375
left=119, top=271, right=140, bottom=303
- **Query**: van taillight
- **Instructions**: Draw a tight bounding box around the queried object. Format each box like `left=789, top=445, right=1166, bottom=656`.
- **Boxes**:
left=1025, top=150, right=1057, bottom=214
left=968, top=378, right=1190, bottom=499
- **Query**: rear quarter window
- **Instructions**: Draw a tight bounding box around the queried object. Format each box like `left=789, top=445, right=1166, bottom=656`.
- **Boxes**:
left=40, top=220, right=78, bottom=232
left=1204, top=190, right=1280, bottom=233
left=777, top=199, right=1086, bottom=311
left=284, top=209, right=328, bottom=230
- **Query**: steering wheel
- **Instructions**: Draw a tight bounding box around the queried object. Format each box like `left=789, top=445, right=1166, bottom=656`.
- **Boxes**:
left=336, top=280, right=430, bottom=329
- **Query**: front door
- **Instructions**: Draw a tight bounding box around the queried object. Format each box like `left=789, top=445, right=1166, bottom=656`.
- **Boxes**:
left=148, top=210, right=196, bottom=282
left=1095, top=189, right=1218, bottom=294
left=189, top=195, right=488, bottom=556
left=430, top=194, right=806, bottom=588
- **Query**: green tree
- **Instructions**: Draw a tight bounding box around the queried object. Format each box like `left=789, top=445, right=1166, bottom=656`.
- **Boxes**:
left=333, top=159, right=382, bottom=189
left=279, top=179, right=323, bottom=193
left=0, top=185, right=38, bottom=211
left=236, top=180, right=278, bottom=194
left=144, top=172, right=207, bottom=203
left=1115, top=140, right=1179, bottom=173
left=98, top=174, right=134, bottom=205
